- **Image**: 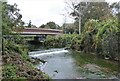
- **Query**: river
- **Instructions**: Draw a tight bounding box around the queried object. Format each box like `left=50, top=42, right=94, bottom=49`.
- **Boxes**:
left=29, top=48, right=118, bottom=79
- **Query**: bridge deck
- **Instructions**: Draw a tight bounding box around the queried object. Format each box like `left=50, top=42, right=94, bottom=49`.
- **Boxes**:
left=13, top=28, right=63, bottom=35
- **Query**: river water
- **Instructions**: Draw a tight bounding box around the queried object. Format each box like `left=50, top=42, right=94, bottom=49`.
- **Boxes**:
left=29, top=48, right=118, bottom=79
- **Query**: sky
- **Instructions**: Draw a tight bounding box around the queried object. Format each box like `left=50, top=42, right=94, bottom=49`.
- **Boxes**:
left=8, top=0, right=119, bottom=27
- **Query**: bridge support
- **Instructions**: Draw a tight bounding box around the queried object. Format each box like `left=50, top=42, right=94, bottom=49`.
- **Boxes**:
left=28, top=35, right=47, bottom=44
left=34, top=35, right=46, bottom=42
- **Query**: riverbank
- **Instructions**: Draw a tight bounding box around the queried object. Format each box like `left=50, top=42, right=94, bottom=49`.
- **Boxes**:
left=2, top=39, right=49, bottom=80
left=71, top=51, right=118, bottom=78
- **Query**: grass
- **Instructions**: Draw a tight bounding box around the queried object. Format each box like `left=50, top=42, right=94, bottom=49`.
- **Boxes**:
left=71, top=51, right=118, bottom=73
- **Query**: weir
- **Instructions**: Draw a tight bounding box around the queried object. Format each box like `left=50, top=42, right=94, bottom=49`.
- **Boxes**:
left=29, top=48, right=68, bottom=57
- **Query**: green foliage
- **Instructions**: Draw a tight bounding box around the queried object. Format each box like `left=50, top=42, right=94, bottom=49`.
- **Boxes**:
left=44, top=34, right=77, bottom=48
left=3, top=64, right=17, bottom=78
left=3, top=38, right=47, bottom=79
left=39, top=24, right=45, bottom=28
left=46, top=21, right=56, bottom=29
left=45, top=18, right=119, bottom=60
left=84, top=19, right=99, bottom=33
left=39, top=21, right=60, bottom=29
left=2, top=2, right=48, bottom=80
left=4, top=36, right=26, bottom=54
left=70, top=2, right=113, bottom=29
left=3, top=36, right=30, bottom=62
left=2, top=2, right=23, bottom=35
left=28, top=20, right=32, bottom=27
left=20, top=49, right=29, bottom=61
left=81, top=18, right=119, bottom=59
left=61, top=23, right=76, bottom=34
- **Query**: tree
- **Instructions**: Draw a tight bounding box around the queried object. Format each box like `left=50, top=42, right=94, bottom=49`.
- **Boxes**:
left=27, top=20, right=32, bottom=27
left=56, top=24, right=61, bottom=29
left=61, top=23, right=75, bottom=34
left=2, top=2, right=23, bottom=35
left=87, top=2, right=113, bottom=21
left=39, top=22, right=60, bottom=29
left=46, top=21, right=57, bottom=29
left=65, top=0, right=83, bottom=34
left=73, top=20, right=79, bottom=34
left=39, top=24, right=45, bottom=28
left=66, top=1, right=113, bottom=33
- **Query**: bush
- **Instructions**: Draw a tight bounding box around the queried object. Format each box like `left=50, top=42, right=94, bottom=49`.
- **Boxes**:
left=44, top=34, right=77, bottom=48
left=82, top=19, right=119, bottom=60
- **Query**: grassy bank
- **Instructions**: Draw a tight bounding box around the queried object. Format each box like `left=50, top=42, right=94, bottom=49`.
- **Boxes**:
left=71, top=51, right=118, bottom=75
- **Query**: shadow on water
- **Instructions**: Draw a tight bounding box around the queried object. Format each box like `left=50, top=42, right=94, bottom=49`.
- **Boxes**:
left=27, top=42, right=46, bottom=52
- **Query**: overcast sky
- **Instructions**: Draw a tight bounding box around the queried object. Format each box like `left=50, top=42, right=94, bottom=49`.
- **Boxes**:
left=8, top=0, right=119, bottom=27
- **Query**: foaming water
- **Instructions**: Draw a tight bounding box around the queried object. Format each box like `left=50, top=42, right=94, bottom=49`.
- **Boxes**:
left=29, top=48, right=68, bottom=57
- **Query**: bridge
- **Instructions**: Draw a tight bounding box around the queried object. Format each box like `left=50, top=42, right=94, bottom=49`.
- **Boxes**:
left=13, top=28, right=63, bottom=35
left=13, top=28, right=63, bottom=43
